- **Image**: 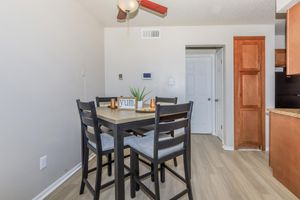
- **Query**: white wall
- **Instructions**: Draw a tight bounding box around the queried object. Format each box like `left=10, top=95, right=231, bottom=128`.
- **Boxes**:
left=275, top=35, right=286, bottom=48
left=0, top=1, right=105, bottom=199
left=104, top=25, right=275, bottom=149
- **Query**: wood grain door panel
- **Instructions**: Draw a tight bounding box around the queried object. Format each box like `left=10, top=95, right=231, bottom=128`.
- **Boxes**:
left=241, top=43, right=261, bottom=70
left=239, top=110, right=261, bottom=146
left=240, top=73, right=261, bottom=107
left=234, top=36, right=265, bottom=150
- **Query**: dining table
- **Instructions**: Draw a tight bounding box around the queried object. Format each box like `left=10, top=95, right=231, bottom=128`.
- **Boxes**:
left=96, top=106, right=191, bottom=200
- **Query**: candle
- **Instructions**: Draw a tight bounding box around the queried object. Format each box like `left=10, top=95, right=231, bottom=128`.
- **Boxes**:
left=150, top=98, right=155, bottom=109
left=110, top=99, right=116, bottom=109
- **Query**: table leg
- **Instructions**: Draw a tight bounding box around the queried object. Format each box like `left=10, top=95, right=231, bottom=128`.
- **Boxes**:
left=112, top=125, right=125, bottom=200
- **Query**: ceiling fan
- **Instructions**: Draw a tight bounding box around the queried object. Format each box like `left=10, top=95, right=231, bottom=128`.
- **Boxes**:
left=117, top=0, right=168, bottom=21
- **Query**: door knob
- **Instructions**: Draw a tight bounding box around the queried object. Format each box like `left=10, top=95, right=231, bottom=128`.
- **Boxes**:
left=208, top=98, right=211, bottom=101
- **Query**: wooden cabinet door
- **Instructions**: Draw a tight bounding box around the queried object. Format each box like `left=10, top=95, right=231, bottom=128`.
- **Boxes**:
left=234, top=36, right=265, bottom=150
left=287, top=3, right=300, bottom=75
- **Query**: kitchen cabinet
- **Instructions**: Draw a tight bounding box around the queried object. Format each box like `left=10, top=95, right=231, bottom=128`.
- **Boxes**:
left=287, top=2, right=300, bottom=75
left=270, top=109, right=300, bottom=199
left=275, top=49, right=286, bottom=67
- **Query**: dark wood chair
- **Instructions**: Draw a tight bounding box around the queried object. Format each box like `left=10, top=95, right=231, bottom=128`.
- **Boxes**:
left=156, top=97, right=179, bottom=167
left=95, top=96, right=117, bottom=107
left=95, top=97, right=118, bottom=176
left=155, top=96, right=178, bottom=105
left=76, top=100, right=131, bottom=200
left=132, top=96, right=179, bottom=180
left=131, top=97, right=178, bottom=136
left=95, top=97, right=117, bottom=132
left=129, top=102, right=194, bottom=200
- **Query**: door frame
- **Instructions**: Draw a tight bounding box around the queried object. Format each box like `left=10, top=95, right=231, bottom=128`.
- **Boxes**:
left=185, top=46, right=225, bottom=143
left=214, top=48, right=225, bottom=142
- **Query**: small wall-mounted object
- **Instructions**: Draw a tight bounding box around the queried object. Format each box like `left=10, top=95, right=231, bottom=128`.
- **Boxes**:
left=118, top=97, right=136, bottom=110
left=141, top=29, right=160, bottom=39
left=142, top=73, right=152, bottom=80
left=118, top=74, right=123, bottom=80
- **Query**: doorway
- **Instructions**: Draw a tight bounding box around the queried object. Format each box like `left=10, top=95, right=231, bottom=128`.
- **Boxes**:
left=185, top=46, right=225, bottom=142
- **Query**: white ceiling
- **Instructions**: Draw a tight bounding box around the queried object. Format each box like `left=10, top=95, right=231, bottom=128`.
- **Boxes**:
left=78, top=0, right=276, bottom=27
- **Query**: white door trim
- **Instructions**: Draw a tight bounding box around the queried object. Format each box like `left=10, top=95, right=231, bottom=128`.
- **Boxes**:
left=214, top=48, right=225, bottom=143
left=185, top=47, right=225, bottom=144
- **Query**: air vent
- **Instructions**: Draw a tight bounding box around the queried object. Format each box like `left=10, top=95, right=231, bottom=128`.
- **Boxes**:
left=141, top=29, right=160, bottom=39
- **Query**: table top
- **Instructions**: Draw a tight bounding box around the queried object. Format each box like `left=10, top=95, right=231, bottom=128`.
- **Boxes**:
left=96, top=107, right=155, bottom=124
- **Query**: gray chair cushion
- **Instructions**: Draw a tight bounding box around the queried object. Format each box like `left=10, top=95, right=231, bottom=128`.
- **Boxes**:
left=88, top=133, right=135, bottom=152
left=100, top=126, right=111, bottom=133
left=128, top=131, right=184, bottom=159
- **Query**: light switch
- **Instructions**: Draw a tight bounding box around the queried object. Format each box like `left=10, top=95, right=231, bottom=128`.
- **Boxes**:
left=118, top=74, right=123, bottom=80
left=40, top=155, right=47, bottom=170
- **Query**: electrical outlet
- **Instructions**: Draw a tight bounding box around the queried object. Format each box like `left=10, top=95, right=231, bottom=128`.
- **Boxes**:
left=40, top=155, right=47, bottom=170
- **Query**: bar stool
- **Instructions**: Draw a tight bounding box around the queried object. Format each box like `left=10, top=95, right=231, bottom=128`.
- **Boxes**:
left=129, top=102, right=194, bottom=200
left=76, top=100, right=133, bottom=200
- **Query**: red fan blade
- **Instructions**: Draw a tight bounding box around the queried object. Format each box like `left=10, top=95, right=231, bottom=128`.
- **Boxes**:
left=140, top=0, right=168, bottom=15
left=117, top=8, right=127, bottom=20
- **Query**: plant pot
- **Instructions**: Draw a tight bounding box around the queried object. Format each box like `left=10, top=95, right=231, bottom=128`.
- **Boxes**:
left=137, top=101, right=143, bottom=109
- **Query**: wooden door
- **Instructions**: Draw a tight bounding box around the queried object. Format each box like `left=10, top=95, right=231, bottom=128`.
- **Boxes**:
left=287, top=2, right=300, bottom=75
left=234, top=36, right=265, bottom=150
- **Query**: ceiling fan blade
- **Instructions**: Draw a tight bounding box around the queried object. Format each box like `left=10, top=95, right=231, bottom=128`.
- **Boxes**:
left=117, top=8, right=127, bottom=20
left=140, top=0, right=168, bottom=15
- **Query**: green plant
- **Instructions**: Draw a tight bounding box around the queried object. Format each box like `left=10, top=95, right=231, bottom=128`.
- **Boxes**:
left=130, top=87, right=151, bottom=101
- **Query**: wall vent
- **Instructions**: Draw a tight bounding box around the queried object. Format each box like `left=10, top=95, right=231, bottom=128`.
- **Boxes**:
left=141, top=29, right=160, bottom=39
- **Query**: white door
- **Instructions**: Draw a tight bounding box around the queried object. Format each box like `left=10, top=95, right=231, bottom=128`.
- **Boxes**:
left=215, top=48, right=224, bottom=141
left=186, top=55, right=213, bottom=134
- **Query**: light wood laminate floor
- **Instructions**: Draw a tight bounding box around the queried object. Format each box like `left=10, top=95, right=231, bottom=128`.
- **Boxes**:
left=45, top=135, right=298, bottom=200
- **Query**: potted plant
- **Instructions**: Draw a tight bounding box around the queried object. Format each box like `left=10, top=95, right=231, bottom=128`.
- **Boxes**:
left=130, top=87, right=151, bottom=109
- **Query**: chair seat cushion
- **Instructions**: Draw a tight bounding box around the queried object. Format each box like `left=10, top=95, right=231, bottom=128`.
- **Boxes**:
left=100, top=126, right=111, bottom=133
left=128, top=131, right=184, bottom=159
left=88, top=133, right=135, bottom=152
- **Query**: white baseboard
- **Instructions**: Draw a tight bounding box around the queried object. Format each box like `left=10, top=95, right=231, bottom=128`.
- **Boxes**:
left=223, top=145, right=234, bottom=151
left=222, top=145, right=270, bottom=152
left=32, top=154, right=95, bottom=200
left=239, top=148, right=269, bottom=152
left=265, top=147, right=270, bottom=152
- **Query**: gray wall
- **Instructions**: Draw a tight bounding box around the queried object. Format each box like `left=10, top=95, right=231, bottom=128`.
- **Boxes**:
left=0, top=0, right=105, bottom=199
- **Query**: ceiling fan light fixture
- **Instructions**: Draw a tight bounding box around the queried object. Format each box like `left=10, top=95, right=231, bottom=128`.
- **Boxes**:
left=118, top=0, right=139, bottom=13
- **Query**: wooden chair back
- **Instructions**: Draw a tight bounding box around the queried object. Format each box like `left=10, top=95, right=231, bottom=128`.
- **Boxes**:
left=76, top=100, right=102, bottom=151
left=155, top=96, right=178, bottom=105
left=95, top=97, right=117, bottom=107
left=153, top=102, right=193, bottom=160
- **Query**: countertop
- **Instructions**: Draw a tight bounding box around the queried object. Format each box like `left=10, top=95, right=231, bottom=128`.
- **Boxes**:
left=268, top=108, right=300, bottom=119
